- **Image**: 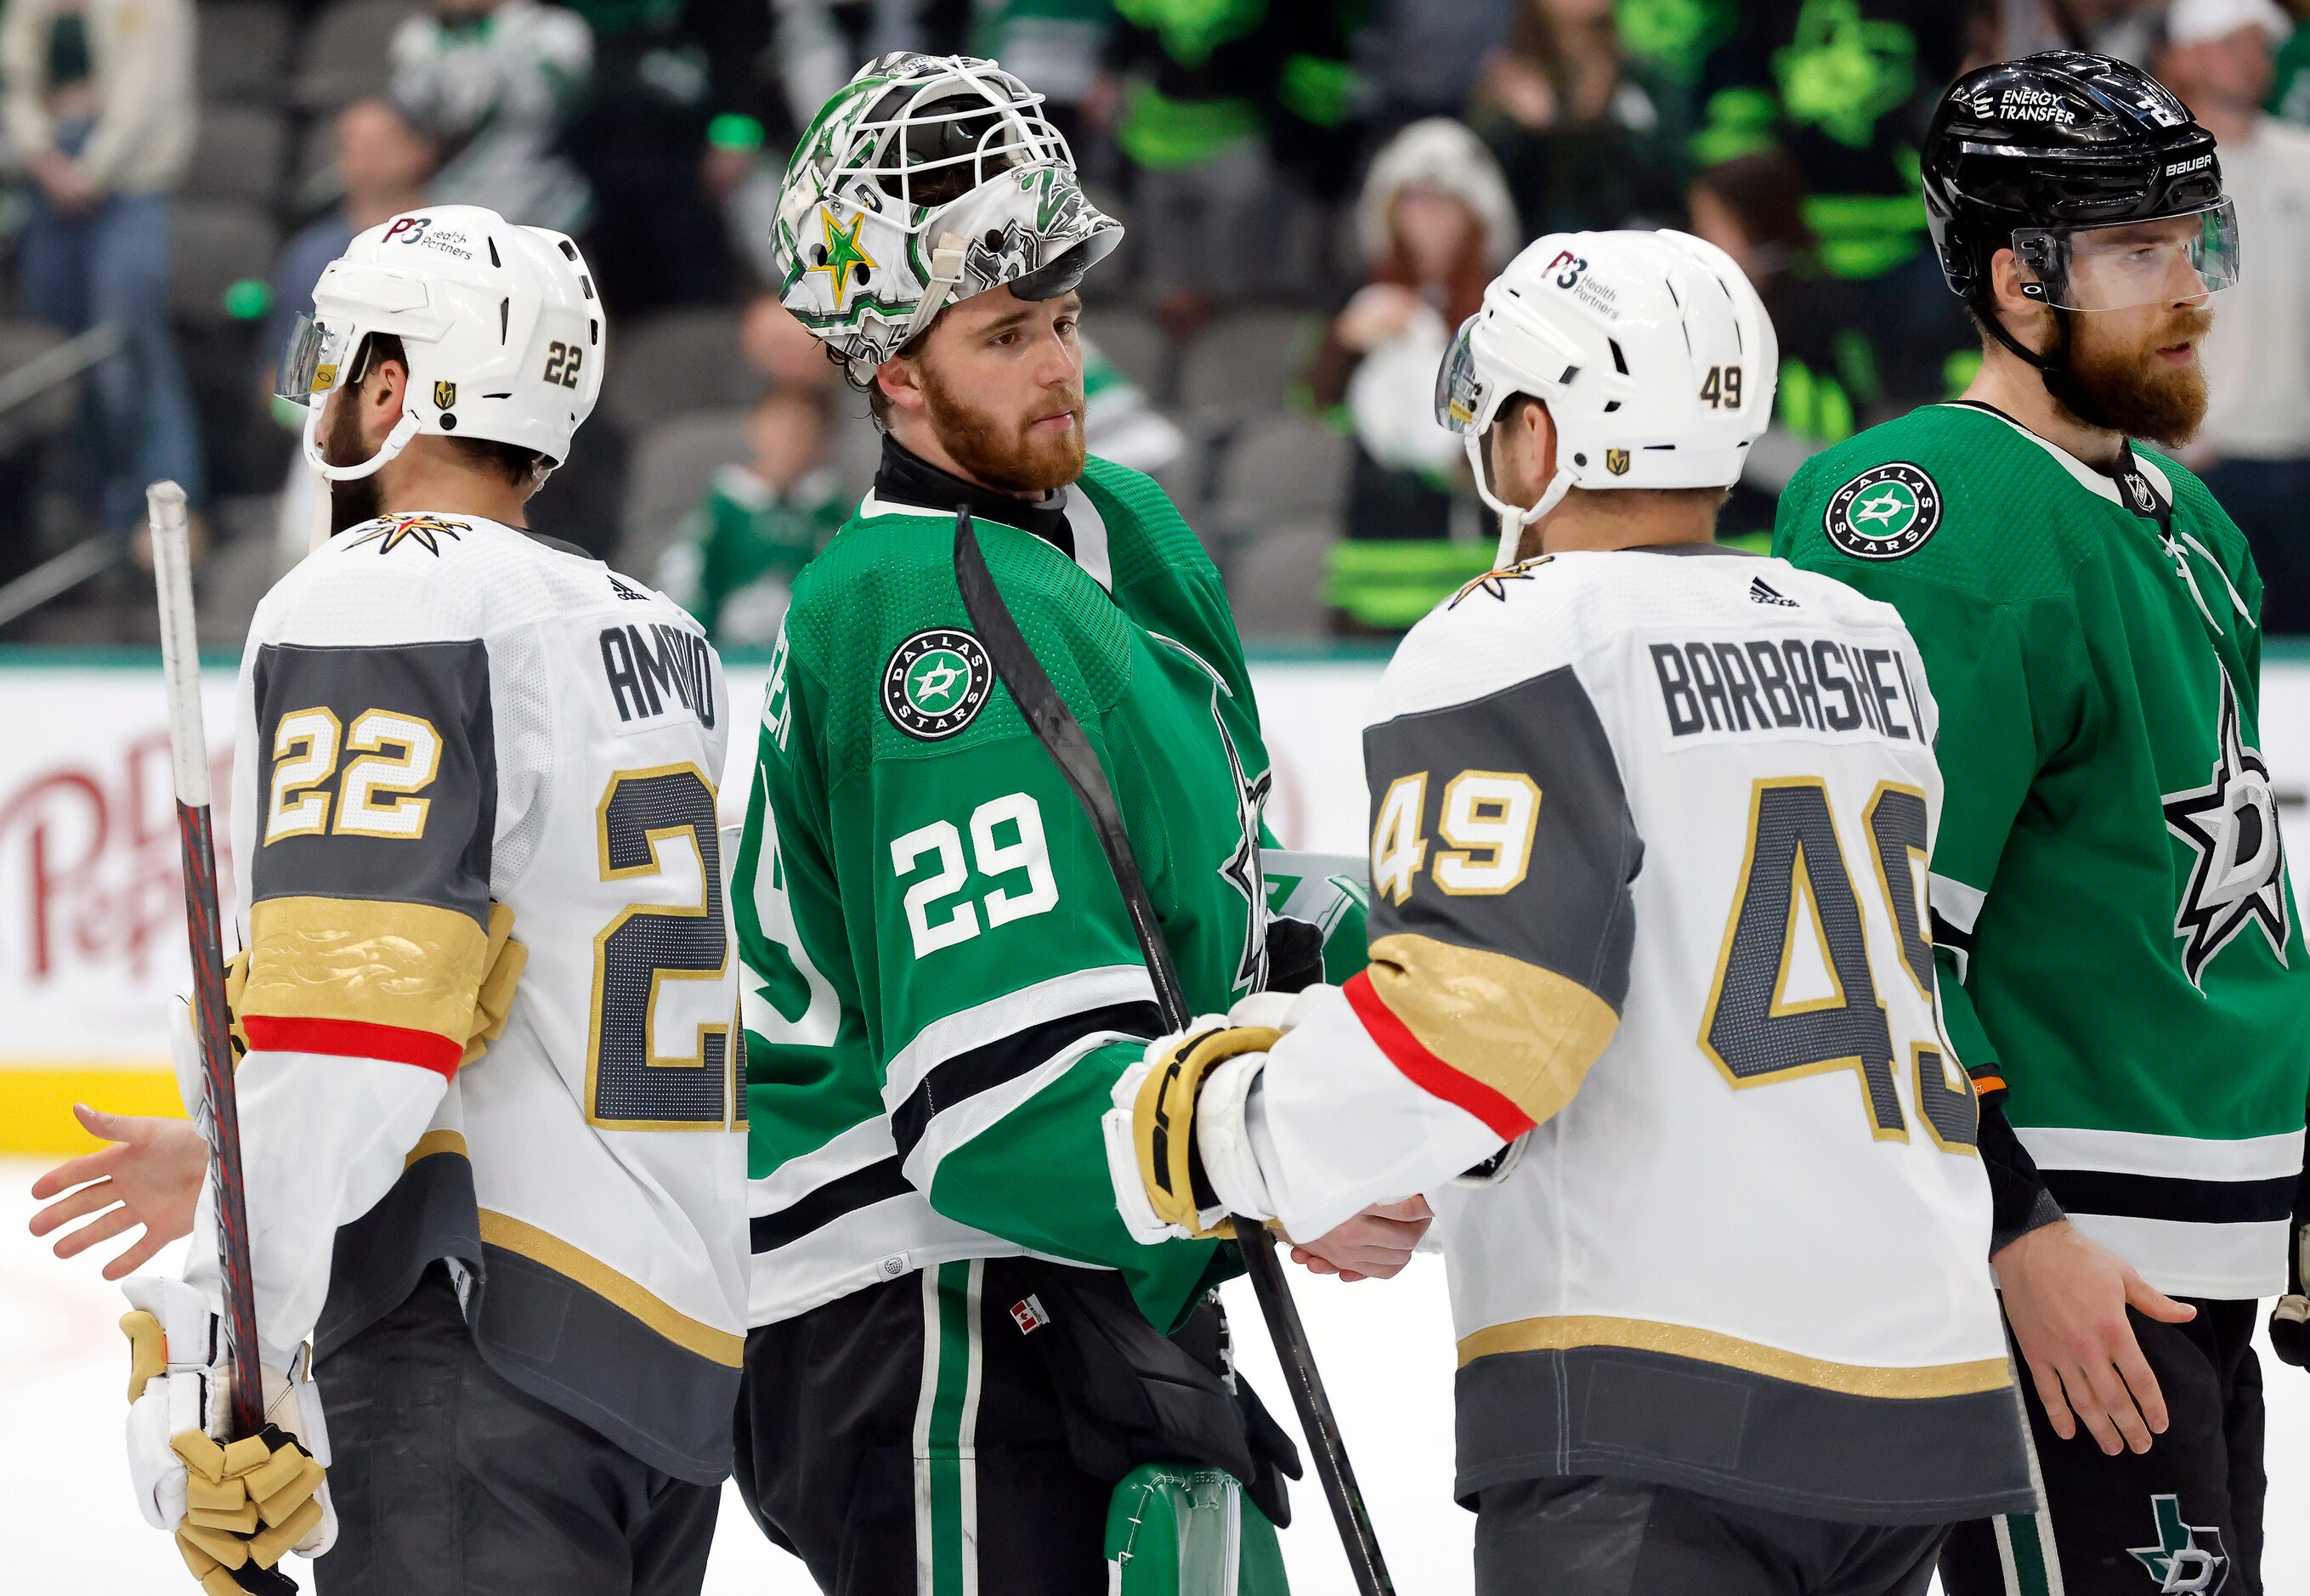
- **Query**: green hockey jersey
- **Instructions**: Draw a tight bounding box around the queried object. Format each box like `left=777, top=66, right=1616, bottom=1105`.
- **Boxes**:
left=735, top=454, right=1328, bottom=1329
left=1775, top=401, right=2310, bottom=1299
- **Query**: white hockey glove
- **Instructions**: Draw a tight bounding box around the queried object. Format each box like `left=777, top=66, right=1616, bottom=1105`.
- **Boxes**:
left=2273, top=1220, right=2308, bottom=1370
left=1105, top=989, right=1339, bottom=1246
left=121, top=1276, right=336, bottom=1593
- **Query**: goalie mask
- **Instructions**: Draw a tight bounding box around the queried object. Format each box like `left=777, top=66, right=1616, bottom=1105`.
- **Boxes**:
left=1437, top=229, right=1777, bottom=565
left=773, top=53, right=1122, bottom=384
left=275, top=205, right=603, bottom=482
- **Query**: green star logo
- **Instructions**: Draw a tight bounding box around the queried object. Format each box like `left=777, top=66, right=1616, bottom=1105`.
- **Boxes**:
left=2126, top=1495, right=2227, bottom=1593
left=1850, top=481, right=1918, bottom=535
left=905, top=649, right=971, bottom=715
left=809, top=207, right=878, bottom=305
left=1774, top=0, right=1917, bottom=149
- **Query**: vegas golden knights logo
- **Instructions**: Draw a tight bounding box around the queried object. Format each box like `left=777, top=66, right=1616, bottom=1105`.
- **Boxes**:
left=433, top=380, right=456, bottom=410
left=1606, top=449, right=1630, bottom=476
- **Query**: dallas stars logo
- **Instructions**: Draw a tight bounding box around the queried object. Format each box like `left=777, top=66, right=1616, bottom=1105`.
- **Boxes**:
left=2162, top=667, right=2290, bottom=988
left=809, top=208, right=878, bottom=305
left=2127, top=1495, right=2228, bottom=1593
left=347, top=513, right=471, bottom=557
left=882, top=628, right=992, bottom=741
left=1825, top=462, right=1941, bottom=561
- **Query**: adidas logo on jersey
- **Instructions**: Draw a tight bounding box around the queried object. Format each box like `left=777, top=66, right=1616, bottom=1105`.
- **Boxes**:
left=1749, top=577, right=1799, bottom=608
left=609, top=574, right=649, bottom=601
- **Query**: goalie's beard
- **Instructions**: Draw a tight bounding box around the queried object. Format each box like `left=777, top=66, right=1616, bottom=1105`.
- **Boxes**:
left=321, top=395, right=384, bottom=534
left=920, top=364, right=1087, bottom=497
left=2053, top=303, right=2214, bottom=449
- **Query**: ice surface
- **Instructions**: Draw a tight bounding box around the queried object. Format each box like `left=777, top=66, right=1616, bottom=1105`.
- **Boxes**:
left=4, top=1159, right=2300, bottom=1593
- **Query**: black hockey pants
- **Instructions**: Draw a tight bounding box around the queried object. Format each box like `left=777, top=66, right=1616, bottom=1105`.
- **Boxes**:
left=313, top=1263, right=722, bottom=1596
left=1473, top=1475, right=1949, bottom=1596
left=1940, top=1297, right=2266, bottom=1596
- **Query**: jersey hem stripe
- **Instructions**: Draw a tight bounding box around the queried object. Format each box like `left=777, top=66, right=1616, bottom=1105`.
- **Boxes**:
left=2060, top=1212, right=2289, bottom=1298
left=2039, top=1167, right=2294, bottom=1225
left=478, top=1208, right=745, bottom=1366
left=1344, top=969, right=1533, bottom=1141
left=2014, top=1123, right=2304, bottom=1181
left=751, top=1154, right=915, bottom=1253
left=1456, top=1313, right=2013, bottom=1398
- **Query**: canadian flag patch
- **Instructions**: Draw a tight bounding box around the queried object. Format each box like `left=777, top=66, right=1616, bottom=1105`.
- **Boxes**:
left=1010, top=1294, right=1050, bottom=1335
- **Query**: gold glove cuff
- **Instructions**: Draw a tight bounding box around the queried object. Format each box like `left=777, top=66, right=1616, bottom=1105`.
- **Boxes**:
left=1133, top=1025, right=1280, bottom=1240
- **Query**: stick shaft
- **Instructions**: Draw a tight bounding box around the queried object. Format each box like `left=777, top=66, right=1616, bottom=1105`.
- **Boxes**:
left=953, top=515, right=1394, bottom=1594
left=149, top=482, right=267, bottom=1443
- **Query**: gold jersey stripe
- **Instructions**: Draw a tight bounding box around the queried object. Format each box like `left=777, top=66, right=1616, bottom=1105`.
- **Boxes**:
left=403, top=1129, right=468, bottom=1168
left=243, top=896, right=490, bottom=1044
left=1365, top=932, right=1618, bottom=1126
left=1459, top=1313, right=2013, bottom=1399
left=478, top=1209, right=744, bottom=1368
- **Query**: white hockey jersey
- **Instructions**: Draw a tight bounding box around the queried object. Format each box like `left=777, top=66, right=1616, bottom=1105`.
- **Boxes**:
left=193, top=512, right=746, bottom=1484
left=1243, top=547, right=2035, bottom=1524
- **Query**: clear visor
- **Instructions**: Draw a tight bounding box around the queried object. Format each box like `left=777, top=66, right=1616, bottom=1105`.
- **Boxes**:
left=2013, top=200, right=2240, bottom=312
left=275, top=311, right=353, bottom=407
left=1435, top=314, right=1486, bottom=435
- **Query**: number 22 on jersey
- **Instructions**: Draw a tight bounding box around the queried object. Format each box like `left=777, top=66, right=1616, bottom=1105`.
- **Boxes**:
left=586, top=763, right=735, bottom=1130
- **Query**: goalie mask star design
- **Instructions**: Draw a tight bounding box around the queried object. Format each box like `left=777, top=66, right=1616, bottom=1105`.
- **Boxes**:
left=2162, top=667, right=2290, bottom=988
left=773, top=53, right=1122, bottom=385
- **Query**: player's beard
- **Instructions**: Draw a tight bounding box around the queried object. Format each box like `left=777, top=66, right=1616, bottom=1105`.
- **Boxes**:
left=920, top=366, right=1086, bottom=496
left=320, top=397, right=383, bottom=534
left=2058, top=304, right=2213, bottom=448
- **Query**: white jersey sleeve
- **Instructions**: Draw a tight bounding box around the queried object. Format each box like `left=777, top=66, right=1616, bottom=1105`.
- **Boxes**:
left=190, top=518, right=501, bottom=1361
left=1248, top=557, right=1641, bottom=1241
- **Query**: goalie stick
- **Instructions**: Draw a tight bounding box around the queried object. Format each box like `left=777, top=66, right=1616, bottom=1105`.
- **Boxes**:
left=954, top=510, right=1396, bottom=1596
left=150, top=481, right=299, bottom=1594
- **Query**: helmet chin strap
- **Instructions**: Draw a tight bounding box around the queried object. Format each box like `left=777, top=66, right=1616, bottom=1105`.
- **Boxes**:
left=1464, top=429, right=1572, bottom=567
left=1977, top=295, right=2120, bottom=433
left=301, top=406, right=423, bottom=482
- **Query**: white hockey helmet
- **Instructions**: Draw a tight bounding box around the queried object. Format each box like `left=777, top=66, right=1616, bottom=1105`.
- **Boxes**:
left=275, top=204, right=604, bottom=483
left=773, top=52, right=1121, bottom=385
left=1437, top=229, right=1777, bottom=564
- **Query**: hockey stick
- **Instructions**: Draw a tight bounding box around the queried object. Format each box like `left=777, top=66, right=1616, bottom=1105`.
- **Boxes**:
left=954, top=512, right=1396, bottom=1596
left=151, top=483, right=298, bottom=1595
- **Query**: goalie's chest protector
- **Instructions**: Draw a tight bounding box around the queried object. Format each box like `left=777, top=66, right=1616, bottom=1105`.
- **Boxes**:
left=232, top=516, right=747, bottom=1484
left=1411, top=551, right=2027, bottom=1523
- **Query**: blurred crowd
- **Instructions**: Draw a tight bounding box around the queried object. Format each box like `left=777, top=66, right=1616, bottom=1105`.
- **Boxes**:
left=0, top=0, right=2305, bottom=646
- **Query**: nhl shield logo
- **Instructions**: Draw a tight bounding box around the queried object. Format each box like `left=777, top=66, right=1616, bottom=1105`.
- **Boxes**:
left=1826, top=462, right=1943, bottom=561
left=1605, top=448, right=1631, bottom=476
left=882, top=629, right=994, bottom=741
left=433, top=380, right=457, bottom=410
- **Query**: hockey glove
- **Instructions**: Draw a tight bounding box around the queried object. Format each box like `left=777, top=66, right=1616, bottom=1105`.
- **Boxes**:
left=2273, top=1222, right=2308, bottom=1369
left=1106, top=1019, right=1282, bottom=1244
left=121, top=1276, right=336, bottom=1593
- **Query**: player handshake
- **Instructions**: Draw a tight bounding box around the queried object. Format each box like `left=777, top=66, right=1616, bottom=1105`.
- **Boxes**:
left=19, top=41, right=2310, bottom=1596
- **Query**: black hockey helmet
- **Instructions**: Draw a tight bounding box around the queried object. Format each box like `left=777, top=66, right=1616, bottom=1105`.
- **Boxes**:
left=1922, top=52, right=2232, bottom=308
